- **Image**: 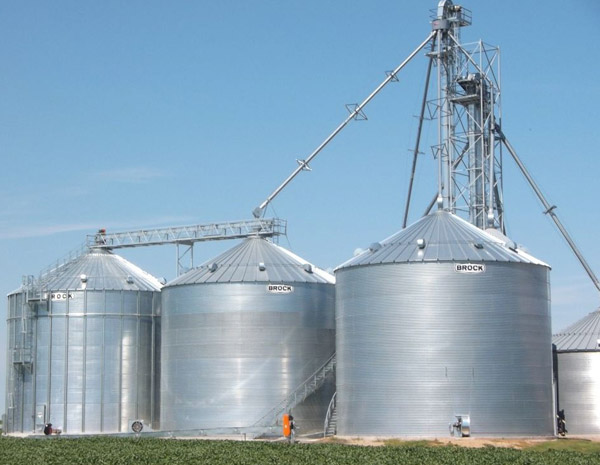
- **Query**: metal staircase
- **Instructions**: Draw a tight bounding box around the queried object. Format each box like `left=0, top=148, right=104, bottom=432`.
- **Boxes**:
left=323, top=392, right=337, bottom=437
left=254, top=353, right=336, bottom=427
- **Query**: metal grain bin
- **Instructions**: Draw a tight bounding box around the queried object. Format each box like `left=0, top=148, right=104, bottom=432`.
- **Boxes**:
left=335, top=211, right=553, bottom=436
left=553, top=309, right=600, bottom=434
left=5, top=249, right=162, bottom=434
left=160, top=237, right=335, bottom=432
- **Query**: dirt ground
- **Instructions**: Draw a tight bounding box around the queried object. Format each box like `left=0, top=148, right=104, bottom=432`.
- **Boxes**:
left=316, top=435, right=600, bottom=449
left=8, top=430, right=600, bottom=449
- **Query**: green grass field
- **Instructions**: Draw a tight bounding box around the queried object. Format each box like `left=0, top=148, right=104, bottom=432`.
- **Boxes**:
left=1, top=437, right=599, bottom=465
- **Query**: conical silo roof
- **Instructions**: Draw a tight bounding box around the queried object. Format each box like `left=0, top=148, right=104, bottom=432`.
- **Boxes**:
left=167, top=237, right=334, bottom=286
left=553, top=309, right=600, bottom=352
left=39, top=249, right=163, bottom=291
left=337, top=210, right=549, bottom=270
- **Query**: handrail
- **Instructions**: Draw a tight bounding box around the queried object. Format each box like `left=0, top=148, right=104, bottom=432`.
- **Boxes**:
left=253, top=352, right=336, bottom=426
left=323, top=391, right=337, bottom=437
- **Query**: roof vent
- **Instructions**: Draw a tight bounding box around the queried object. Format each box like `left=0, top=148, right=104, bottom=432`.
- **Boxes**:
left=417, top=238, right=426, bottom=249
left=473, top=243, right=484, bottom=249
left=208, top=262, right=218, bottom=273
left=159, top=277, right=167, bottom=285
left=126, top=276, right=134, bottom=284
left=258, top=262, right=266, bottom=271
left=80, top=274, right=88, bottom=283
left=597, top=339, right=600, bottom=349
left=303, top=263, right=313, bottom=274
left=369, top=242, right=382, bottom=253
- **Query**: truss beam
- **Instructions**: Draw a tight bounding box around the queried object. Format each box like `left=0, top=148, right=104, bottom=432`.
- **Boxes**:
left=87, top=218, right=287, bottom=250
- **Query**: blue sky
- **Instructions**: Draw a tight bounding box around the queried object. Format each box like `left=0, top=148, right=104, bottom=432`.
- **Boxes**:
left=1, top=1, right=599, bottom=415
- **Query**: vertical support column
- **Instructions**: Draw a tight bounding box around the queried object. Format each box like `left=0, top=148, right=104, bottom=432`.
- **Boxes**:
left=63, top=297, right=69, bottom=433
left=18, top=295, right=25, bottom=431
left=81, top=290, right=87, bottom=433
left=118, top=291, right=123, bottom=433
left=488, top=111, right=496, bottom=226
left=100, top=291, right=106, bottom=432
left=176, top=243, right=194, bottom=276
left=150, top=294, right=156, bottom=429
left=444, top=28, right=454, bottom=213
left=46, top=299, right=52, bottom=430
left=135, top=291, right=140, bottom=422
left=4, top=308, right=11, bottom=432
left=436, top=29, right=444, bottom=208
left=4, top=297, right=11, bottom=432
left=31, top=302, right=38, bottom=433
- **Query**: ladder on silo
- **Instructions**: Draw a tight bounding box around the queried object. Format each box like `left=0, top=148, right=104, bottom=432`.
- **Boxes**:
left=12, top=277, right=38, bottom=371
left=253, top=353, right=336, bottom=427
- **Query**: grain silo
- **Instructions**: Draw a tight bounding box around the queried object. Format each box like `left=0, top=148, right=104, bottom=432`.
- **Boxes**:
left=160, top=236, right=335, bottom=432
left=5, top=249, right=162, bottom=434
left=553, top=309, right=600, bottom=434
left=334, top=210, right=554, bottom=436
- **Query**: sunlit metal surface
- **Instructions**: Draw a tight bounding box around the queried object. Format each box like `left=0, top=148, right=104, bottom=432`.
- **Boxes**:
left=335, top=212, right=554, bottom=436
left=338, top=211, right=547, bottom=268
left=160, top=238, right=335, bottom=432
left=554, top=309, right=600, bottom=434
left=554, top=309, right=600, bottom=351
left=5, top=251, right=161, bottom=434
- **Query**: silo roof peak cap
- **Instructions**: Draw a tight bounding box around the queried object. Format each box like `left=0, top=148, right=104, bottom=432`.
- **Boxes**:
left=336, top=210, right=549, bottom=270
left=166, top=237, right=334, bottom=285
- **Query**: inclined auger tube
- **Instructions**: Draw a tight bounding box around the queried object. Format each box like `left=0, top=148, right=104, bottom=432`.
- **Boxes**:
left=495, top=124, right=600, bottom=294
left=252, top=31, right=437, bottom=219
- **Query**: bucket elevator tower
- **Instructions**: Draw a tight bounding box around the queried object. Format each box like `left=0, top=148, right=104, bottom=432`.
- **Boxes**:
left=430, top=1, right=503, bottom=230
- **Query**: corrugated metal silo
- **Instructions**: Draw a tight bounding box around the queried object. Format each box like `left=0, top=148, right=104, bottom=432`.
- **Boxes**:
left=160, top=237, right=335, bottom=432
left=553, top=309, right=600, bottom=434
left=335, top=210, right=554, bottom=436
left=5, top=249, right=162, bottom=434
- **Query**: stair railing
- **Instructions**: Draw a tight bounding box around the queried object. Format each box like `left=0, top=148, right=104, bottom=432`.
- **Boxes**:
left=253, top=352, right=336, bottom=427
left=323, top=391, right=337, bottom=437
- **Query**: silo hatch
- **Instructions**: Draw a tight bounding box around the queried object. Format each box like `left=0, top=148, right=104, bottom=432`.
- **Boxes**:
left=450, top=415, right=471, bottom=437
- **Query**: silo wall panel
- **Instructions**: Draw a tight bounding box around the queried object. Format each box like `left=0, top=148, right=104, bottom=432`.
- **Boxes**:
left=84, top=315, right=103, bottom=432
left=6, top=289, right=158, bottom=435
left=557, top=351, right=600, bottom=434
left=152, top=293, right=161, bottom=430
left=335, top=261, right=553, bottom=436
left=160, top=282, right=335, bottom=431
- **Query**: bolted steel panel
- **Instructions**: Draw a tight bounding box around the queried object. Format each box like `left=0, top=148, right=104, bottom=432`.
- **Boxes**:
left=160, top=279, right=335, bottom=431
left=335, top=260, right=553, bottom=436
left=4, top=251, right=161, bottom=435
left=556, top=351, right=600, bottom=434
left=554, top=310, right=600, bottom=434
